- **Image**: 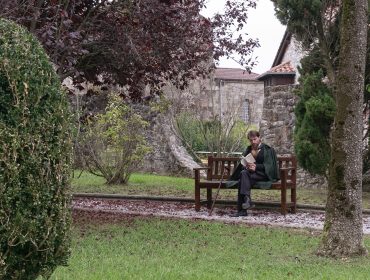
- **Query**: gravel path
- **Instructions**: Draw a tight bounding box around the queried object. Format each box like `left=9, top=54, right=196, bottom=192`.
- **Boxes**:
left=72, top=198, right=370, bottom=234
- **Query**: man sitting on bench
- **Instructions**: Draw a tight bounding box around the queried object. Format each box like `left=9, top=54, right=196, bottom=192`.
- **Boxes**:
left=229, top=130, right=279, bottom=217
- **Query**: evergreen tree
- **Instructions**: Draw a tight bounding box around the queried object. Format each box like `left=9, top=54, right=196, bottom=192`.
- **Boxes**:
left=0, top=19, right=72, bottom=278
left=294, top=67, right=335, bottom=176
left=293, top=48, right=335, bottom=176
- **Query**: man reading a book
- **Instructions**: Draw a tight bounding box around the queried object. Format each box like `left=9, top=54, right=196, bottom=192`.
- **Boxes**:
left=229, top=130, right=279, bottom=217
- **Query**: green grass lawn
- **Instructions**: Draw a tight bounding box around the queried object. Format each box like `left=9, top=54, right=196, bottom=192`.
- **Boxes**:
left=49, top=212, right=370, bottom=280
left=71, top=171, right=370, bottom=209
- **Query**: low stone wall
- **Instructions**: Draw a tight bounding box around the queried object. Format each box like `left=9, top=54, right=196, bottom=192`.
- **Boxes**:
left=297, top=170, right=327, bottom=189
left=260, top=85, right=328, bottom=189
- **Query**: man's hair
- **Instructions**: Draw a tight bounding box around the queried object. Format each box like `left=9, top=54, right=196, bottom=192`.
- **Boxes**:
left=247, top=130, right=260, bottom=139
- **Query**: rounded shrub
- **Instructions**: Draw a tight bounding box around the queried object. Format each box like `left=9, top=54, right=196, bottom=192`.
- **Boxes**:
left=0, top=19, right=72, bottom=279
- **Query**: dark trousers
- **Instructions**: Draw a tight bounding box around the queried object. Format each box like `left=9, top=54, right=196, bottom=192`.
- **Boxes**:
left=237, top=169, right=267, bottom=210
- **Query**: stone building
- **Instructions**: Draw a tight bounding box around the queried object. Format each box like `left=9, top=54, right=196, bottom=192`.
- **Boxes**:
left=205, top=68, right=265, bottom=128
left=257, top=30, right=303, bottom=153
left=161, top=67, right=264, bottom=127
left=142, top=31, right=320, bottom=181
left=257, top=61, right=296, bottom=87
left=258, top=30, right=304, bottom=86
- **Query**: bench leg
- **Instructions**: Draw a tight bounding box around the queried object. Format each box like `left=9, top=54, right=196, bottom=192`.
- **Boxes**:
left=195, top=185, right=201, bottom=211
left=281, top=185, right=287, bottom=215
left=291, top=187, right=297, bottom=213
left=207, top=188, right=212, bottom=209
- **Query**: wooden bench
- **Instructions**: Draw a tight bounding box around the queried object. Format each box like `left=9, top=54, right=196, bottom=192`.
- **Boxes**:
left=193, top=155, right=297, bottom=214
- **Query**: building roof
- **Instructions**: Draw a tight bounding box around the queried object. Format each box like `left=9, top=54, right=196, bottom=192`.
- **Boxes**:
left=257, top=61, right=296, bottom=81
left=272, top=30, right=292, bottom=67
left=214, top=68, right=260, bottom=81
left=269, top=61, right=295, bottom=73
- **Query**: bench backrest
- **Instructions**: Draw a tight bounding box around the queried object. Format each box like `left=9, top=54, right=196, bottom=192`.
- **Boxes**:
left=206, top=156, right=240, bottom=180
left=206, top=155, right=297, bottom=182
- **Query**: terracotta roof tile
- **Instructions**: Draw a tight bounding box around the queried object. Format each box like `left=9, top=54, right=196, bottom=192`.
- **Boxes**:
left=256, top=61, right=296, bottom=81
left=269, top=61, right=295, bottom=73
left=214, top=68, right=259, bottom=81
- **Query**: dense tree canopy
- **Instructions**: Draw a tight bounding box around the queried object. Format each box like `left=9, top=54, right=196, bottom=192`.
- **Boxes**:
left=0, top=0, right=259, bottom=100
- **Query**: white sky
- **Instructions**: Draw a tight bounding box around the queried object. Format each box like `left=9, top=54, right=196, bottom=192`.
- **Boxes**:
left=200, top=0, right=286, bottom=74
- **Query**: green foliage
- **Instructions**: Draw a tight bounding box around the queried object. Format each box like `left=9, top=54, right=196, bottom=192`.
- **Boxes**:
left=294, top=70, right=335, bottom=176
left=175, top=112, right=205, bottom=151
left=80, top=94, right=151, bottom=185
left=149, top=94, right=171, bottom=114
left=175, top=112, right=250, bottom=154
left=297, top=47, right=325, bottom=77
left=274, top=1, right=340, bottom=55
left=274, top=0, right=323, bottom=46
left=0, top=19, right=72, bottom=279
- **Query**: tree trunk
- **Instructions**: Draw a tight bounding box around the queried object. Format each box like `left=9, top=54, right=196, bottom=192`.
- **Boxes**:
left=318, top=0, right=368, bottom=257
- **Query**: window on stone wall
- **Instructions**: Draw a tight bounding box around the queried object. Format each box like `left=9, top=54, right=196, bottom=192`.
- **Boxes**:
left=240, top=99, right=250, bottom=123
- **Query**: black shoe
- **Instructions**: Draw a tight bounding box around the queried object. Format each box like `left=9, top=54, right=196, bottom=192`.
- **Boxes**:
left=242, top=197, right=255, bottom=210
left=230, top=210, right=248, bottom=217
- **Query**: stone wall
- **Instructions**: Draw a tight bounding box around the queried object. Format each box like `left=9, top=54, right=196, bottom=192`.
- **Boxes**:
left=259, top=85, right=297, bottom=154
left=141, top=114, right=201, bottom=177
left=176, top=78, right=265, bottom=128
left=212, top=80, right=264, bottom=128
left=146, top=76, right=264, bottom=177
left=260, top=85, right=328, bottom=189
left=143, top=83, right=329, bottom=187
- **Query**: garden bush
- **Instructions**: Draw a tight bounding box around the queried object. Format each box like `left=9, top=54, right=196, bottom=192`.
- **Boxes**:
left=0, top=19, right=72, bottom=279
left=80, top=94, right=151, bottom=185
left=175, top=112, right=251, bottom=155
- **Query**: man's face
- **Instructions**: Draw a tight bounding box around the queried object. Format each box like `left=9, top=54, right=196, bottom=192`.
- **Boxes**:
left=249, top=136, right=261, bottom=148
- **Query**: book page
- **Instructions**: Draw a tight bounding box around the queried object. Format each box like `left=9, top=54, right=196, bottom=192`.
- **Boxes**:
left=241, top=153, right=255, bottom=166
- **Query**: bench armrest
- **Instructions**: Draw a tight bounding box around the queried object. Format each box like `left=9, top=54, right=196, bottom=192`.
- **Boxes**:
left=280, top=167, right=296, bottom=171
left=193, top=167, right=210, bottom=171
left=279, top=167, right=296, bottom=184
left=194, top=167, right=210, bottom=182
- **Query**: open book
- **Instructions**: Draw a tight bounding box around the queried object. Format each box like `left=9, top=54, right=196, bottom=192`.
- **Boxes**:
left=240, top=153, right=256, bottom=167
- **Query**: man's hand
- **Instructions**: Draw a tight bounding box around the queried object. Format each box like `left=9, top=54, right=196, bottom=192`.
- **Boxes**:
left=247, top=163, right=256, bottom=172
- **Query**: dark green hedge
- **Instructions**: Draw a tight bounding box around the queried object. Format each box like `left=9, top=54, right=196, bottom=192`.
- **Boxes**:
left=0, top=19, right=72, bottom=279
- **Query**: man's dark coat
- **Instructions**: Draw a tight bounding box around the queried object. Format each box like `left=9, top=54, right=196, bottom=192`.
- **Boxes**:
left=225, top=143, right=280, bottom=189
